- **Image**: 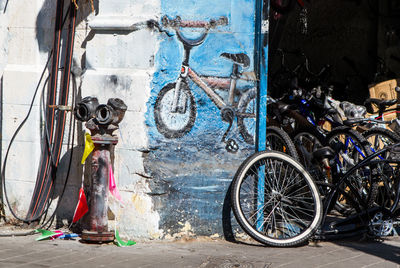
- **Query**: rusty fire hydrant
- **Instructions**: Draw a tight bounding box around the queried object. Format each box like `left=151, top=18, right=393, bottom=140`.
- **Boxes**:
left=75, top=96, right=127, bottom=243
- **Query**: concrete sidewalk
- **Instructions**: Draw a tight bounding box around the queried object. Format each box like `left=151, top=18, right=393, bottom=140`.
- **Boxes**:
left=0, top=232, right=399, bottom=268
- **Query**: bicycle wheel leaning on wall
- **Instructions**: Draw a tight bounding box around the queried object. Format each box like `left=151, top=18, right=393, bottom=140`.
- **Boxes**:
left=231, top=151, right=323, bottom=247
left=237, top=86, right=257, bottom=144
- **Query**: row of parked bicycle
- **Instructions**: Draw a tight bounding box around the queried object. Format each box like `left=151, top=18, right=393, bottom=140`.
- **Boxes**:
left=230, top=49, right=400, bottom=247
left=150, top=17, right=399, bottom=247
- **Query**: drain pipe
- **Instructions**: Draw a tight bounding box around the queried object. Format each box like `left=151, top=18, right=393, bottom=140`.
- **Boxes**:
left=75, top=97, right=127, bottom=243
left=254, top=0, right=270, bottom=231
left=255, top=0, right=269, bottom=152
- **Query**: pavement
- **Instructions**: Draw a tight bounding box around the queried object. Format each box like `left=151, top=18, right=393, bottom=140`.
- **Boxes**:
left=0, top=230, right=399, bottom=268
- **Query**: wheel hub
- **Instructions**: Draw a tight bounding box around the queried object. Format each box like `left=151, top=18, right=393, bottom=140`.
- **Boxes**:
left=369, top=212, right=393, bottom=237
left=271, top=189, right=281, bottom=199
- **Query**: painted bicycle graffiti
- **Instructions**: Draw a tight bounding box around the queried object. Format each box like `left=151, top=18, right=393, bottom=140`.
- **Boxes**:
left=154, top=16, right=257, bottom=152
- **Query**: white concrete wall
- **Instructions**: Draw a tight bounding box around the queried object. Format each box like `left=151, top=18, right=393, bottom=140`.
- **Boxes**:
left=1, top=0, right=162, bottom=239
left=1, top=0, right=47, bottom=217
left=81, top=0, right=162, bottom=239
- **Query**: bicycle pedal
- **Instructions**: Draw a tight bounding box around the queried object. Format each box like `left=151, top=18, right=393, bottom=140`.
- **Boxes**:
left=225, top=139, right=239, bottom=153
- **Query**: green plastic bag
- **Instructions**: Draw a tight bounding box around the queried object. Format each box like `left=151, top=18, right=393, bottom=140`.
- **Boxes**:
left=114, top=230, right=136, bottom=247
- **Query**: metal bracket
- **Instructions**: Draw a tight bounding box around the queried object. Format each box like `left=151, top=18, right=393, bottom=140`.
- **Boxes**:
left=48, top=105, right=73, bottom=111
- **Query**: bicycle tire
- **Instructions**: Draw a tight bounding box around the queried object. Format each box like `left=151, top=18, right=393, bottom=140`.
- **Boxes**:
left=370, top=158, right=400, bottom=213
left=292, top=131, right=331, bottom=197
left=326, top=126, right=373, bottom=172
left=362, top=127, right=400, bottom=153
left=363, top=129, right=400, bottom=215
left=154, top=81, right=197, bottom=139
left=326, top=126, right=374, bottom=215
left=333, top=161, right=377, bottom=219
left=292, top=129, right=325, bottom=167
left=266, top=126, right=299, bottom=161
left=237, top=87, right=256, bottom=144
left=231, top=151, right=322, bottom=247
left=330, top=157, right=400, bottom=236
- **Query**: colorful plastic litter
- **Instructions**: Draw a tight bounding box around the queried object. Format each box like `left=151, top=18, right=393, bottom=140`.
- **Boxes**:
left=114, top=230, right=136, bottom=247
left=59, top=233, right=79, bottom=239
left=35, top=229, right=63, bottom=241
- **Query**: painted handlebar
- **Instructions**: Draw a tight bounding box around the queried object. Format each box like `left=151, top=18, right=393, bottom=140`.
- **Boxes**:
left=162, top=16, right=228, bottom=29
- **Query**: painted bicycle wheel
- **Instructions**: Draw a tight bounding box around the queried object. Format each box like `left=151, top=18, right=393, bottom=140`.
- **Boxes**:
left=154, top=81, right=197, bottom=139
left=237, top=87, right=256, bottom=144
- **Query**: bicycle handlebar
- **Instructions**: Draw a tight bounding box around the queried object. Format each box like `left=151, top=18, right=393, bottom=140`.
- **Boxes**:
left=343, top=117, right=395, bottom=126
left=276, top=49, right=330, bottom=81
left=162, top=16, right=228, bottom=29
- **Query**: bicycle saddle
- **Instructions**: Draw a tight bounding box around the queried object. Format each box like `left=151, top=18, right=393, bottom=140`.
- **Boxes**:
left=342, top=118, right=365, bottom=126
left=275, top=101, right=291, bottom=113
left=365, top=98, right=397, bottom=107
left=220, top=53, right=250, bottom=68
left=312, top=147, right=335, bottom=161
left=364, top=98, right=397, bottom=113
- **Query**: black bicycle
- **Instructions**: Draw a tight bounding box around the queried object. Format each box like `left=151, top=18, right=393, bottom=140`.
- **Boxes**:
left=230, top=145, right=400, bottom=247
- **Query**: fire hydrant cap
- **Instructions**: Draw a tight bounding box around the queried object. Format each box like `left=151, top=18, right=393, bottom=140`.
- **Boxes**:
left=108, top=98, right=127, bottom=112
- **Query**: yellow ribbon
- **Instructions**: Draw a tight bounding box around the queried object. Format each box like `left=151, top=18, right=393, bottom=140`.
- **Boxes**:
left=81, top=133, right=94, bottom=164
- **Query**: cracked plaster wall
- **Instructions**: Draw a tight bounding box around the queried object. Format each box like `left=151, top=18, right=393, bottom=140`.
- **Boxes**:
left=1, top=0, right=258, bottom=241
left=1, top=0, right=162, bottom=240
left=75, top=0, right=162, bottom=239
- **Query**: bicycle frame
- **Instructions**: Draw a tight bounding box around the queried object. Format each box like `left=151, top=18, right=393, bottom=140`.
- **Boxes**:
left=170, top=44, right=240, bottom=113
left=155, top=16, right=259, bottom=147
left=296, top=96, right=367, bottom=159
left=174, top=67, right=227, bottom=110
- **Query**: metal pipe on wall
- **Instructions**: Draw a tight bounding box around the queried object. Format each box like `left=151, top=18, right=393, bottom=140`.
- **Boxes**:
left=255, top=0, right=269, bottom=152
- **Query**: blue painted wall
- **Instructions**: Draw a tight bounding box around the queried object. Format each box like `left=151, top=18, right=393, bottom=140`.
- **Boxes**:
left=145, top=0, right=257, bottom=236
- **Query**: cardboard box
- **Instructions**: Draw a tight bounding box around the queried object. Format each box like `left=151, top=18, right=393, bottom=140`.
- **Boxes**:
left=368, top=79, right=400, bottom=113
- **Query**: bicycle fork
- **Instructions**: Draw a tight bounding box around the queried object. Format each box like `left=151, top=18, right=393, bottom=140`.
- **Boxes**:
left=170, top=67, right=189, bottom=114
